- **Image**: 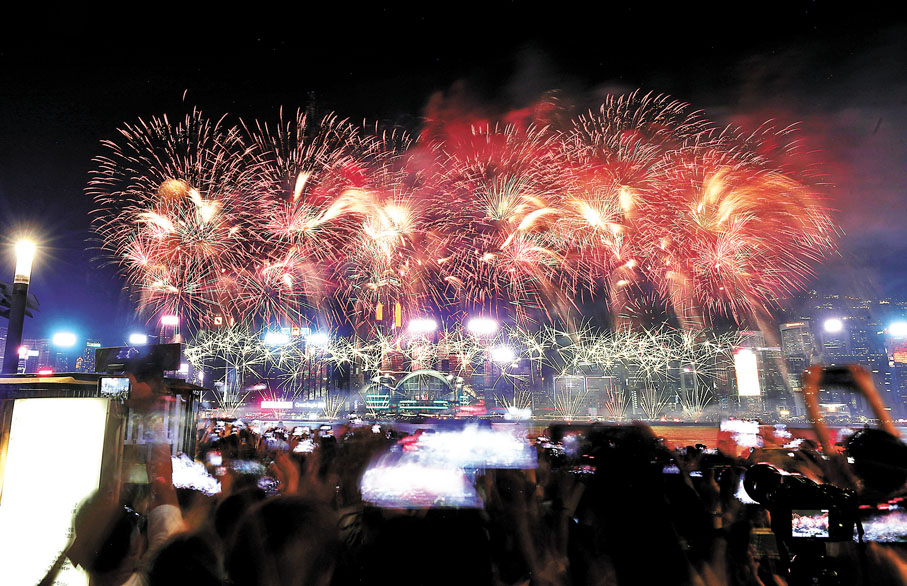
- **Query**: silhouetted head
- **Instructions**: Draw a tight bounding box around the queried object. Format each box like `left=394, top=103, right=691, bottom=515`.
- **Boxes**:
left=847, top=429, right=907, bottom=495
left=225, top=496, right=339, bottom=586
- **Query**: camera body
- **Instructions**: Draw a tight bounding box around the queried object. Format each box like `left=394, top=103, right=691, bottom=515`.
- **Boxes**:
left=745, top=464, right=857, bottom=542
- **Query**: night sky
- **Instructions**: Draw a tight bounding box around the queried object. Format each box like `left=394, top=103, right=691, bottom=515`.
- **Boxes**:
left=1, top=4, right=905, bottom=344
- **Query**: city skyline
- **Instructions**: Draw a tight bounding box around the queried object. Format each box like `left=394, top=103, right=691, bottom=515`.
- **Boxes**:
left=6, top=262, right=907, bottom=421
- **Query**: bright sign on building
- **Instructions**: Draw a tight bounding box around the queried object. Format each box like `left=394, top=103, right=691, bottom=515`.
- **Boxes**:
left=734, top=348, right=762, bottom=397
left=891, top=340, right=907, bottom=364
left=261, top=400, right=293, bottom=409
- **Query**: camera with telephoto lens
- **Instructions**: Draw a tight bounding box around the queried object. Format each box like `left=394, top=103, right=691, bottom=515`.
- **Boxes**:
left=744, top=463, right=857, bottom=542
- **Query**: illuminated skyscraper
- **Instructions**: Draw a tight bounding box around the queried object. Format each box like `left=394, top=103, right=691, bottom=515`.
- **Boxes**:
left=75, top=340, right=102, bottom=372
left=780, top=321, right=815, bottom=361
left=20, top=338, right=51, bottom=372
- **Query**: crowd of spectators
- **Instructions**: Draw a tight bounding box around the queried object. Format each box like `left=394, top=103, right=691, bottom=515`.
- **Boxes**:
left=44, top=415, right=907, bottom=586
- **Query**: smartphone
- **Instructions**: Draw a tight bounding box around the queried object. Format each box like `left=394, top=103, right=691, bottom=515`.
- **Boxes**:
left=99, top=376, right=131, bottom=398
left=359, top=453, right=483, bottom=509
left=819, top=367, right=856, bottom=389
left=293, top=438, right=316, bottom=453
left=662, top=464, right=681, bottom=475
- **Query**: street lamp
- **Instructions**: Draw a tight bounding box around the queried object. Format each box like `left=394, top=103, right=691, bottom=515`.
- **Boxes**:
left=51, top=332, right=77, bottom=348
left=889, top=321, right=907, bottom=338
left=2, top=240, right=37, bottom=374
left=408, top=318, right=438, bottom=335
left=14, top=241, right=35, bottom=284
left=467, top=317, right=498, bottom=336
left=128, top=333, right=149, bottom=345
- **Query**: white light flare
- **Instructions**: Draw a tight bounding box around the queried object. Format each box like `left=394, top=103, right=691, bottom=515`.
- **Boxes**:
left=467, top=317, right=498, bottom=336
left=408, top=318, right=438, bottom=335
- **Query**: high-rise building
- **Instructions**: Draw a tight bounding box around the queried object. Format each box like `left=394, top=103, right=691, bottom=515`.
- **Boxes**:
left=75, top=340, right=102, bottom=372
left=758, top=347, right=791, bottom=411
left=867, top=351, right=896, bottom=413
left=20, top=338, right=51, bottom=373
left=819, top=324, right=850, bottom=362
left=714, top=352, right=736, bottom=412
left=738, top=330, right=766, bottom=349
left=778, top=321, right=815, bottom=408
left=53, top=352, right=70, bottom=372
left=779, top=321, right=815, bottom=360
left=885, top=332, right=907, bottom=416
left=783, top=291, right=907, bottom=417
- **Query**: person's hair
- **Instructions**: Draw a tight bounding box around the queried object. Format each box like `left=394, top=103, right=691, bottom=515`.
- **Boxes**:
left=70, top=498, right=144, bottom=574
left=148, top=532, right=221, bottom=586
left=225, top=496, right=340, bottom=586
left=847, top=429, right=907, bottom=494
left=213, top=487, right=266, bottom=543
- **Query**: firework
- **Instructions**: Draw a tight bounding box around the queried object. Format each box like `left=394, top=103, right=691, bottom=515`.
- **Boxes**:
left=421, top=122, right=575, bottom=321
left=184, top=322, right=268, bottom=412
left=90, top=111, right=259, bottom=321
left=183, top=317, right=741, bottom=421
left=91, top=92, right=838, bottom=336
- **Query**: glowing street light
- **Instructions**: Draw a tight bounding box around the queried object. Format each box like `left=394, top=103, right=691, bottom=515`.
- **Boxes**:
left=13, top=240, right=35, bottom=285
left=2, top=240, right=39, bottom=374
left=823, top=318, right=844, bottom=333
left=467, top=317, right=498, bottom=336
left=51, top=332, right=77, bottom=348
left=889, top=321, right=907, bottom=338
left=128, top=333, right=149, bottom=345
left=408, top=318, right=438, bottom=335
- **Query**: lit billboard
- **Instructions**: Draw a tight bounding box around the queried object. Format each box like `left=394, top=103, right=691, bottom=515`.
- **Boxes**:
left=0, top=398, right=109, bottom=585
left=734, top=348, right=762, bottom=397
left=891, top=339, right=907, bottom=364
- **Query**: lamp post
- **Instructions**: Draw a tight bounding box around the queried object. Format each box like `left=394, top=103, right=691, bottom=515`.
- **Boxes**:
left=2, top=241, right=35, bottom=374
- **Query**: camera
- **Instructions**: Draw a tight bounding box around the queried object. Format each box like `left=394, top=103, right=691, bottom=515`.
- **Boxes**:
left=744, top=463, right=857, bottom=542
